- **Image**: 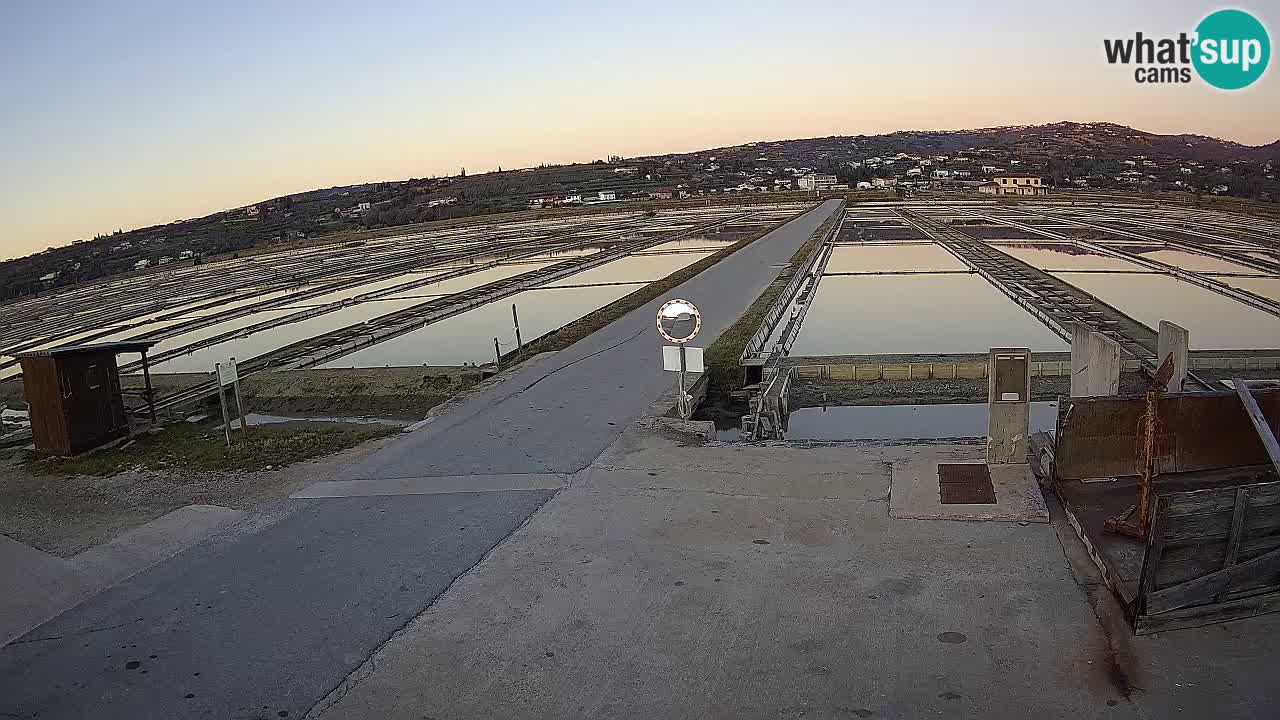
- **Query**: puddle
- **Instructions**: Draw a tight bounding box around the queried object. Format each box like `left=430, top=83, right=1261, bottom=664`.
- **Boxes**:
left=789, top=274, right=1067, bottom=356
left=780, top=401, right=1059, bottom=442
left=1053, top=272, right=1280, bottom=350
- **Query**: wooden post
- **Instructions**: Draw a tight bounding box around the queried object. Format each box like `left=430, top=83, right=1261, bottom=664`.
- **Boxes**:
left=1215, top=487, right=1250, bottom=602
left=1233, top=378, right=1280, bottom=476
left=512, top=304, right=523, bottom=357
left=494, top=338, right=502, bottom=369
left=231, top=357, right=247, bottom=433
left=1136, top=496, right=1168, bottom=615
left=215, top=362, right=231, bottom=448
left=140, top=348, right=157, bottom=424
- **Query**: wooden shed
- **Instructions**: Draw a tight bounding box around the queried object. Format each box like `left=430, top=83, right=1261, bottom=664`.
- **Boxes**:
left=15, top=341, right=159, bottom=456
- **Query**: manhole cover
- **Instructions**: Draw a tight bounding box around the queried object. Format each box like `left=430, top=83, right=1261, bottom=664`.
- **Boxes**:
left=938, top=464, right=996, bottom=505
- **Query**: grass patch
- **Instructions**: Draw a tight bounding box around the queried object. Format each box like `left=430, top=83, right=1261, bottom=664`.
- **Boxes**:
left=702, top=210, right=840, bottom=398
left=23, top=422, right=398, bottom=477
left=506, top=209, right=809, bottom=361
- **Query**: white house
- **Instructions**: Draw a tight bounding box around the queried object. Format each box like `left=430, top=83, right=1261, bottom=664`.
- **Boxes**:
left=982, top=175, right=1048, bottom=196
left=133, top=259, right=150, bottom=270
left=856, top=181, right=872, bottom=190
left=598, top=190, right=617, bottom=201
left=796, top=174, right=838, bottom=191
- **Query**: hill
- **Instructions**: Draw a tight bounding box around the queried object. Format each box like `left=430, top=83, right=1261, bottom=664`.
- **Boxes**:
left=3, top=121, right=1277, bottom=301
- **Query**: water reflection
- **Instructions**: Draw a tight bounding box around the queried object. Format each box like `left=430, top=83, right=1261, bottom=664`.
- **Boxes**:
left=995, top=245, right=1140, bottom=272
left=321, top=283, right=645, bottom=367
left=790, top=275, right=1066, bottom=356
left=783, top=401, right=1059, bottom=441
left=826, top=243, right=966, bottom=273
left=1053, top=272, right=1280, bottom=349
left=1224, top=277, right=1280, bottom=304
left=1136, top=249, right=1268, bottom=276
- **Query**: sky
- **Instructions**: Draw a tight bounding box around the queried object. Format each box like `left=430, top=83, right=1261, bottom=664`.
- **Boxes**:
left=2, top=0, right=1277, bottom=260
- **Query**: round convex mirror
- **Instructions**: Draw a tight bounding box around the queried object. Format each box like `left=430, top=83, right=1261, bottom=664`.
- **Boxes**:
left=656, top=298, right=701, bottom=344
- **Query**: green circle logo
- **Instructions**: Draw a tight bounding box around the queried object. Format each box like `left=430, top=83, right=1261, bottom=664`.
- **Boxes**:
left=1193, top=9, right=1270, bottom=89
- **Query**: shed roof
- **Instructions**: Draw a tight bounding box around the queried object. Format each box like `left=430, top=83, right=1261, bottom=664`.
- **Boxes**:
left=15, top=340, right=160, bottom=359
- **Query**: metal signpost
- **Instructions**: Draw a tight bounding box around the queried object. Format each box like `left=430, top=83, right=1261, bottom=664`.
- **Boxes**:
left=656, top=298, right=703, bottom=418
left=229, top=357, right=247, bottom=433
left=512, top=303, right=523, bottom=357
left=214, top=357, right=247, bottom=447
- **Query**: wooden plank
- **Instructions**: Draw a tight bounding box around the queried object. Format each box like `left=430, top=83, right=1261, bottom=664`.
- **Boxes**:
left=1147, top=545, right=1280, bottom=614
left=1136, top=588, right=1280, bottom=635
left=1138, top=496, right=1168, bottom=614
left=1161, top=506, right=1280, bottom=543
left=1225, top=567, right=1280, bottom=598
left=1156, top=553, right=1230, bottom=590
left=1234, top=378, right=1280, bottom=477
left=1162, top=532, right=1280, bottom=563
left=1162, top=480, right=1280, bottom=518
left=1216, top=488, right=1250, bottom=602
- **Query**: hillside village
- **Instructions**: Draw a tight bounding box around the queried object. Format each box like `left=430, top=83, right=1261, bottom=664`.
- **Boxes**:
left=4, top=122, right=1278, bottom=301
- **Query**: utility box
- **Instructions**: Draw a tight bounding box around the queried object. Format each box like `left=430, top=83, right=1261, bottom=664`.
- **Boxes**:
left=16, top=341, right=159, bottom=456
left=987, top=348, right=1031, bottom=465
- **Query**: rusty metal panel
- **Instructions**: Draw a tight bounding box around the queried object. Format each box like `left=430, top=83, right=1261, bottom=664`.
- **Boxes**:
left=1057, top=391, right=1280, bottom=481
left=938, top=464, right=997, bottom=504
left=1056, top=396, right=1145, bottom=480
left=1161, top=394, right=1280, bottom=473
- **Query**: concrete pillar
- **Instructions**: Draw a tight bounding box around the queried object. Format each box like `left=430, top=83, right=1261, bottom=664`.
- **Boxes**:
left=987, top=348, right=1031, bottom=465
left=1070, top=324, right=1121, bottom=397
left=1157, top=321, right=1189, bottom=393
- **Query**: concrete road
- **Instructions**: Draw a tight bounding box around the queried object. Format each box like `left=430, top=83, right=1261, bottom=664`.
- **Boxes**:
left=311, top=430, right=1280, bottom=720
left=0, top=200, right=841, bottom=720
left=342, top=199, right=841, bottom=479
